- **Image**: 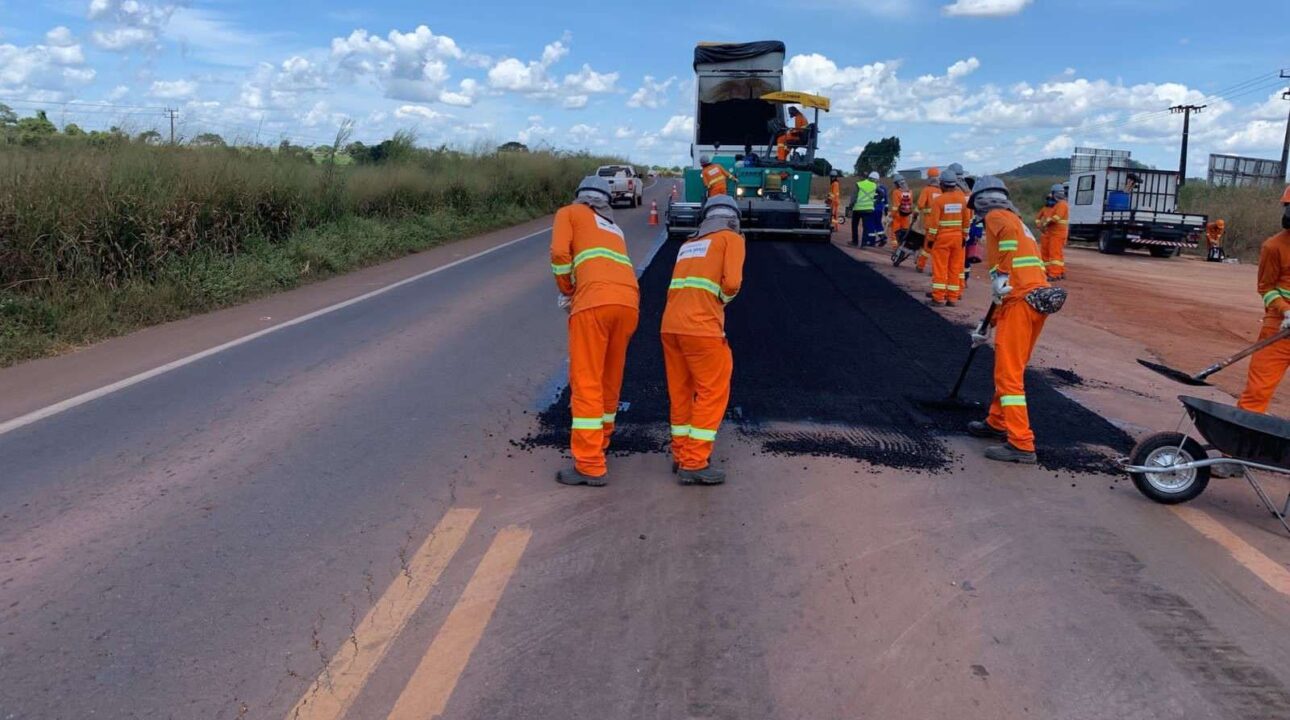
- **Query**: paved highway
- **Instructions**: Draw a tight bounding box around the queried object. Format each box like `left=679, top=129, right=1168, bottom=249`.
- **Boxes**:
left=3, top=182, right=1290, bottom=719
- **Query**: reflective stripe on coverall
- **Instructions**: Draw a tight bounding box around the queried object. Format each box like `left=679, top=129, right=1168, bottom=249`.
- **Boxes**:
left=926, top=188, right=970, bottom=302
left=661, top=228, right=746, bottom=471
left=1038, top=200, right=1069, bottom=278
left=551, top=203, right=640, bottom=476
left=702, top=163, right=735, bottom=197
left=1238, top=230, right=1290, bottom=413
left=915, top=185, right=941, bottom=271
left=982, top=210, right=1050, bottom=451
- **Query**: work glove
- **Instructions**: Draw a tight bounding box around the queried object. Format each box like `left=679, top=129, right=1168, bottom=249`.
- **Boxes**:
left=991, top=273, right=1012, bottom=305
left=1282, top=311, right=1290, bottom=331
left=970, top=323, right=992, bottom=348
left=557, top=294, right=572, bottom=314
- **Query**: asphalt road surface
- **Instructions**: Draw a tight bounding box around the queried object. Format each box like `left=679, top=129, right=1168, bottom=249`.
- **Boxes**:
left=3, top=182, right=1290, bottom=720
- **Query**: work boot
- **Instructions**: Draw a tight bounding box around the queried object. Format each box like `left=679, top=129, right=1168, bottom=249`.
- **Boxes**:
left=924, top=291, right=934, bottom=298
left=984, top=443, right=1038, bottom=465
left=967, top=420, right=1008, bottom=440
left=556, top=467, right=607, bottom=487
left=677, top=466, right=726, bottom=485
left=946, top=300, right=958, bottom=307
left=671, top=460, right=679, bottom=474
left=928, top=299, right=946, bottom=307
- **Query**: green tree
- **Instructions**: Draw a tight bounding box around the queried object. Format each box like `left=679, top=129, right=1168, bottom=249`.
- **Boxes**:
left=497, top=141, right=529, bottom=153
left=853, top=136, right=901, bottom=177
left=0, top=103, right=17, bottom=126
left=137, top=129, right=163, bottom=145
left=812, top=158, right=833, bottom=177
left=16, top=110, right=57, bottom=145
left=63, top=123, right=86, bottom=136
left=191, top=132, right=227, bottom=148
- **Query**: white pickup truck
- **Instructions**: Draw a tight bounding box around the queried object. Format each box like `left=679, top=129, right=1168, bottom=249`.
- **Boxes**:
left=596, top=165, right=643, bottom=208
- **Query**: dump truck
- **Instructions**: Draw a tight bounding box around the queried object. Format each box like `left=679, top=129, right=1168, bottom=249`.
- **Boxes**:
left=1066, top=147, right=1206, bottom=257
left=665, top=41, right=834, bottom=241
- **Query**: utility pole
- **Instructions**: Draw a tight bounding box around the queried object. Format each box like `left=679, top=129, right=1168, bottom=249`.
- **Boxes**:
left=1279, top=69, right=1289, bottom=183
left=166, top=107, right=178, bottom=145
left=1170, top=104, right=1205, bottom=187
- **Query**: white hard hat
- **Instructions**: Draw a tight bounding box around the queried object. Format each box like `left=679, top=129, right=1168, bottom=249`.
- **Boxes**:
left=868, top=171, right=879, bottom=180
left=576, top=175, right=612, bottom=199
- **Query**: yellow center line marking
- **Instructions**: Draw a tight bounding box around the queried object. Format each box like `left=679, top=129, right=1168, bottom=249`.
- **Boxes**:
left=286, top=507, right=480, bottom=720
left=386, top=525, right=532, bottom=720
left=1172, top=506, right=1290, bottom=597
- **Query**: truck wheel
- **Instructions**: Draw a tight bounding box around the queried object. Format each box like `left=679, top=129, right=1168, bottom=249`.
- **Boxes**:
left=1149, top=246, right=1179, bottom=258
left=1097, top=230, right=1125, bottom=255
left=1128, top=432, right=1210, bottom=504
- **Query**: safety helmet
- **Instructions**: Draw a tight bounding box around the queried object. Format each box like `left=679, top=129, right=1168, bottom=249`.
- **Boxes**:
left=894, top=176, right=909, bottom=188
left=926, top=167, right=940, bottom=179
left=575, top=175, right=612, bottom=200
left=938, top=168, right=959, bottom=187
left=788, top=107, right=801, bottom=115
left=1050, top=183, right=1066, bottom=195
left=967, top=175, right=1010, bottom=211
left=947, top=162, right=964, bottom=176
left=699, top=154, right=711, bottom=166
left=1283, top=185, right=1290, bottom=204
left=702, top=194, right=740, bottom=218
left=868, top=171, right=879, bottom=180
left=1215, top=218, right=1226, bottom=228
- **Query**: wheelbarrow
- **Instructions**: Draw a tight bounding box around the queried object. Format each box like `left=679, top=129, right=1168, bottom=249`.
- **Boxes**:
left=1121, top=396, right=1290, bottom=536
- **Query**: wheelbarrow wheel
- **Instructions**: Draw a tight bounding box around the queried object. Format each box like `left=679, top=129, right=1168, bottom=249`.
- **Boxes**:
left=1128, top=432, right=1211, bottom=504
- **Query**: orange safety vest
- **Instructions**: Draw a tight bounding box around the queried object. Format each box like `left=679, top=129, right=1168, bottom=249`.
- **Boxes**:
left=662, top=228, right=746, bottom=338
left=927, top=188, right=970, bottom=244
left=701, top=163, right=733, bottom=196
left=550, top=203, right=640, bottom=315
left=984, top=210, right=1049, bottom=302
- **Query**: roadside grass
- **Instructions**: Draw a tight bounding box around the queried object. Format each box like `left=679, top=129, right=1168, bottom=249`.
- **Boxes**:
left=0, top=209, right=537, bottom=366
left=0, top=140, right=619, bottom=366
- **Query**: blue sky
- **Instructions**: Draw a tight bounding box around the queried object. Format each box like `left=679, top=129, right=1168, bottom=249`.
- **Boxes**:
left=2, top=0, right=1288, bottom=174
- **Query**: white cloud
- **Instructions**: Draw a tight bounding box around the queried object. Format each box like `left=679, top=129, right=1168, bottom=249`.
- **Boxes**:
left=486, top=34, right=616, bottom=107
left=1042, top=134, right=1074, bottom=154
left=567, top=123, right=598, bottom=145
left=0, top=28, right=94, bottom=95
left=1218, top=120, right=1285, bottom=154
left=946, top=57, right=980, bottom=80
left=395, top=104, right=451, bottom=121
left=150, top=78, right=197, bottom=98
left=614, top=126, right=635, bottom=139
left=107, top=84, right=130, bottom=101
left=88, top=0, right=175, bottom=51
left=563, top=64, right=618, bottom=94
left=331, top=25, right=468, bottom=104
left=660, top=115, right=694, bottom=140
left=627, top=75, right=675, bottom=109
left=562, top=95, right=588, bottom=109
left=942, top=0, right=1032, bottom=17
left=239, top=56, right=329, bottom=110
left=517, top=115, right=555, bottom=145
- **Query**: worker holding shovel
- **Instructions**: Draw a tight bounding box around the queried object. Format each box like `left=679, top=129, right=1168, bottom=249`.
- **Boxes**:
left=1236, top=186, right=1290, bottom=414
left=966, top=176, right=1067, bottom=464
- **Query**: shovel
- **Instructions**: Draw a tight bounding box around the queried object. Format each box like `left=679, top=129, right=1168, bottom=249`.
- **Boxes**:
left=919, top=303, right=998, bottom=411
left=1137, top=327, right=1290, bottom=387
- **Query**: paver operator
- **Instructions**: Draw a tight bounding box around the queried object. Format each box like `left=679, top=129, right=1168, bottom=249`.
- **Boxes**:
left=550, top=176, right=640, bottom=487
left=1236, top=186, right=1290, bottom=414
left=662, top=195, right=746, bottom=486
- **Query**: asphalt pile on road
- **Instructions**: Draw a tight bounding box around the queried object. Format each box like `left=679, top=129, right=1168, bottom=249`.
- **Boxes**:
left=519, top=239, right=1133, bottom=473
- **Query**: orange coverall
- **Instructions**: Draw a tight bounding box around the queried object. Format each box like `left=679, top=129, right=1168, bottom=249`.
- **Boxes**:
left=550, top=203, right=641, bottom=477
left=926, top=188, right=970, bottom=303
left=661, top=228, right=746, bottom=471
left=914, top=184, right=941, bottom=271
left=982, top=210, right=1051, bottom=452
left=889, top=189, right=913, bottom=236
left=1237, top=229, right=1290, bottom=413
left=1038, top=200, right=1069, bottom=279
left=829, top=179, right=842, bottom=226
left=701, top=163, right=735, bottom=197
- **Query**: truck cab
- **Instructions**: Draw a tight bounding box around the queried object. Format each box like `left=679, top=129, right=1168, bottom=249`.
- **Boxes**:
left=1067, top=148, right=1206, bottom=257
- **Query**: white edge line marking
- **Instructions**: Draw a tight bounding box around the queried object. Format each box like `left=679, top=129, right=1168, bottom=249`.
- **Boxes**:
left=0, top=227, right=552, bottom=437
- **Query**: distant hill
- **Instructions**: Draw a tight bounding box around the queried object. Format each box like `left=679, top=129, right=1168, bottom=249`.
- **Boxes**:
left=1006, top=156, right=1153, bottom=177
left=1005, top=158, right=1069, bottom=177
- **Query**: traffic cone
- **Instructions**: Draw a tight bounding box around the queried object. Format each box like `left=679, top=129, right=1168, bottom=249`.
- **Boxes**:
left=648, top=201, right=659, bottom=226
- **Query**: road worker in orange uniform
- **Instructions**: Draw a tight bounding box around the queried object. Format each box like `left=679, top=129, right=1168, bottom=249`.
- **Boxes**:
left=926, top=168, right=970, bottom=306
left=888, top=176, right=914, bottom=247
left=1036, top=183, right=1069, bottom=280
left=1236, top=187, right=1290, bottom=414
left=662, top=195, right=746, bottom=485
left=1206, top=219, right=1226, bottom=262
left=774, top=107, right=809, bottom=162
left=699, top=154, right=736, bottom=198
left=966, top=176, right=1065, bottom=464
left=550, top=175, right=640, bottom=486
left=914, top=167, right=942, bottom=273
left=829, top=170, right=843, bottom=227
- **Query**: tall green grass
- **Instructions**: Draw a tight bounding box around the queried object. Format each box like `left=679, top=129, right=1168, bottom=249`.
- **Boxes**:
left=0, top=141, right=621, bottom=365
